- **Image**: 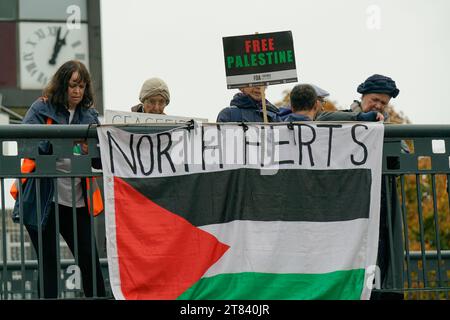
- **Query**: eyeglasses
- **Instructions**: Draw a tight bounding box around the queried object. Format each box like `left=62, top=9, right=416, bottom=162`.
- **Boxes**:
left=145, top=97, right=167, bottom=107
left=318, top=98, right=326, bottom=106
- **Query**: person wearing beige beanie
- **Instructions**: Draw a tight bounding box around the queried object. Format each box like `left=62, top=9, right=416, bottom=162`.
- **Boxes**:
left=131, top=77, right=170, bottom=114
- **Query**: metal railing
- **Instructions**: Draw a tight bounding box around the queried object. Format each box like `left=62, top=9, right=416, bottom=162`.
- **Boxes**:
left=0, top=123, right=449, bottom=299
left=379, top=125, right=450, bottom=299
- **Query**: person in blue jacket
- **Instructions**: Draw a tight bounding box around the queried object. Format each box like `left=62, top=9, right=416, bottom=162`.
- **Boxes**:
left=279, top=84, right=330, bottom=121
left=12, top=60, right=106, bottom=298
left=283, top=84, right=384, bottom=123
left=283, top=84, right=321, bottom=122
left=216, top=86, right=280, bottom=122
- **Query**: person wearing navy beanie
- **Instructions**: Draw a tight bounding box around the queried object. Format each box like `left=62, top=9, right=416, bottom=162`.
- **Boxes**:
left=353, top=75, right=405, bottom=300
left=350, top=74, right=400, bottom=120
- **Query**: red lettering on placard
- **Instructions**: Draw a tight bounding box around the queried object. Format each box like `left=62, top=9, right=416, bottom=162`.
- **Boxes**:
left=245, top=40, right=252, bottom=53
left=261, top=39, right=268, bottom=51
left=268, top=38, right=274, bottom=51
left=252, top=40, right=260, bottom=52
left=245, top=38, right=276, bottom=53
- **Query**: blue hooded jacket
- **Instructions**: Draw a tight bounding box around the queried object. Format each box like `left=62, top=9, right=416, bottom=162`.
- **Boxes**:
left=216, top=93, right=281, bottom=122
left=278, top=106, right=293, bottom=121
left=11, top=98, right=100, bottom=229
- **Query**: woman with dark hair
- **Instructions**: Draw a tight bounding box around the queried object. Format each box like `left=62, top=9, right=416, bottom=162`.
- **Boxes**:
left=12, top=60, right=106, bottom=298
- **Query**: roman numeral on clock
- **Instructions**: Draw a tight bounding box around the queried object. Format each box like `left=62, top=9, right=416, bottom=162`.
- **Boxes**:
left=72, top=40, right=82, bottom=48
left=26, top=62, right=37, bottom=76
left=75, top=53, right=86, bottom=60
left=37, top=72, right=47, bottom=85
left=23, top=52, right=34, bottom=61
left=34, top=28, right=46, bottom=40
left=48, top=26, right=59, bottom=37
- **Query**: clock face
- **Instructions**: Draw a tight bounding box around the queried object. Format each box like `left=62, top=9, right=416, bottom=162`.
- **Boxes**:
left=19, top=22, right=89, bottom=90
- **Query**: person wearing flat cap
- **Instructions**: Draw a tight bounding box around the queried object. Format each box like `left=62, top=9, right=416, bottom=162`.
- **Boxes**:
left=284, top=83, right=386, bottom=122
left=131, top=77, right=170, bottom=114
left=351, top=74, right=404, bottom=300
left=350, top=74, right=400, bottom=121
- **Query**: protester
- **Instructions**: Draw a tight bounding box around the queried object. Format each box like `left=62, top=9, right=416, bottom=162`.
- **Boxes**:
left=131, top=77, right=170, bottom=114
left=350, top=74, right=399, bottom=120
left=350, top=74, right=404, bottom=300
left=283, top=84, right=321, bottom=121
left=316, top=74, right=398, bottom=122
left=281, top=83, right=384, bottom=122
left=318, top=73, right=403, bottom=299
left=279, top=84, right=329, bottom=121
left=216, top=86, right=280, bottom=122
left=11, top=60, right=106, bottom=298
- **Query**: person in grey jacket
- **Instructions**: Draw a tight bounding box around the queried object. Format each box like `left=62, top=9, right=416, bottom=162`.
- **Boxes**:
left=317, top=74, right=399, bottom=122
left=351, top=74, right=399, bottom=118
left=352, top=74, right=404, bottom=300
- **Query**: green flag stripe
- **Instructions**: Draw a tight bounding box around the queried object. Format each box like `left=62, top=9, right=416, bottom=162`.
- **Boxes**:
left=177, top=269, right=365, bottom=300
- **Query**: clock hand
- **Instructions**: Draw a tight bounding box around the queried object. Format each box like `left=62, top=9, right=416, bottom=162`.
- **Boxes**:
left=48, top=28, right=69, bottom=65
left=55, top=26, right=61, bottom=41
left=48, top=27, right=61, bottom=65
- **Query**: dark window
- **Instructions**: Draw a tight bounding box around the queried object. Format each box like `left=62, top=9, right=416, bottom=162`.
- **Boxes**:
left=0, top=22, right=17, bottom=87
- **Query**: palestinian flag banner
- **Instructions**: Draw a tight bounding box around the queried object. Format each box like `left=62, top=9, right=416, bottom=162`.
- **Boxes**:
left=97, top=122, right=384, bottom=300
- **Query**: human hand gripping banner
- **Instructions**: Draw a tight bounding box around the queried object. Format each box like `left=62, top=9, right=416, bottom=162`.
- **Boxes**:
left=97, top=122, right=384, bottom=300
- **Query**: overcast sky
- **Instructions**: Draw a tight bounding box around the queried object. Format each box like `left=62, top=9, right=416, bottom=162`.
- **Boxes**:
left=2, top=0, right=449, bottom=208
left=100, top=0, right=450, bottom=124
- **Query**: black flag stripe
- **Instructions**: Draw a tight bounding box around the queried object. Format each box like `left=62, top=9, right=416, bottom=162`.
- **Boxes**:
left=123, top=168, right=371, bottom=226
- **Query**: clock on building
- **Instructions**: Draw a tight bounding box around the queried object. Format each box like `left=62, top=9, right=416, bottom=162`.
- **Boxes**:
left=19, top=22, right=89, bottom=90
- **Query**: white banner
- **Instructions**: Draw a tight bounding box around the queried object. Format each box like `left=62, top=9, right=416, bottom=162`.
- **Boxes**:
left=103, top=109, right=208, bottom=125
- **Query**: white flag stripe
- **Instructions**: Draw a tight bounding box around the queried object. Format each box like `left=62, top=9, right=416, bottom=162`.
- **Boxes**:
left=200, top=219, right=368, bottom=277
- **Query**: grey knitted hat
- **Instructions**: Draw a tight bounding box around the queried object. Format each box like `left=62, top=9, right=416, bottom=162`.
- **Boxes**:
left=139, top=77, right=170, bottom=104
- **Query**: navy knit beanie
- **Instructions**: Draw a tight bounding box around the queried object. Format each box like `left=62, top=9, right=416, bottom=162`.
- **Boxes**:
left=357, top=74, right=400, bottom=98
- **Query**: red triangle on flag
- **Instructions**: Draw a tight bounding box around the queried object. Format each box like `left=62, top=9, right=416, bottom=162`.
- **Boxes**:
left=113, top=177, right=230, bottom=299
